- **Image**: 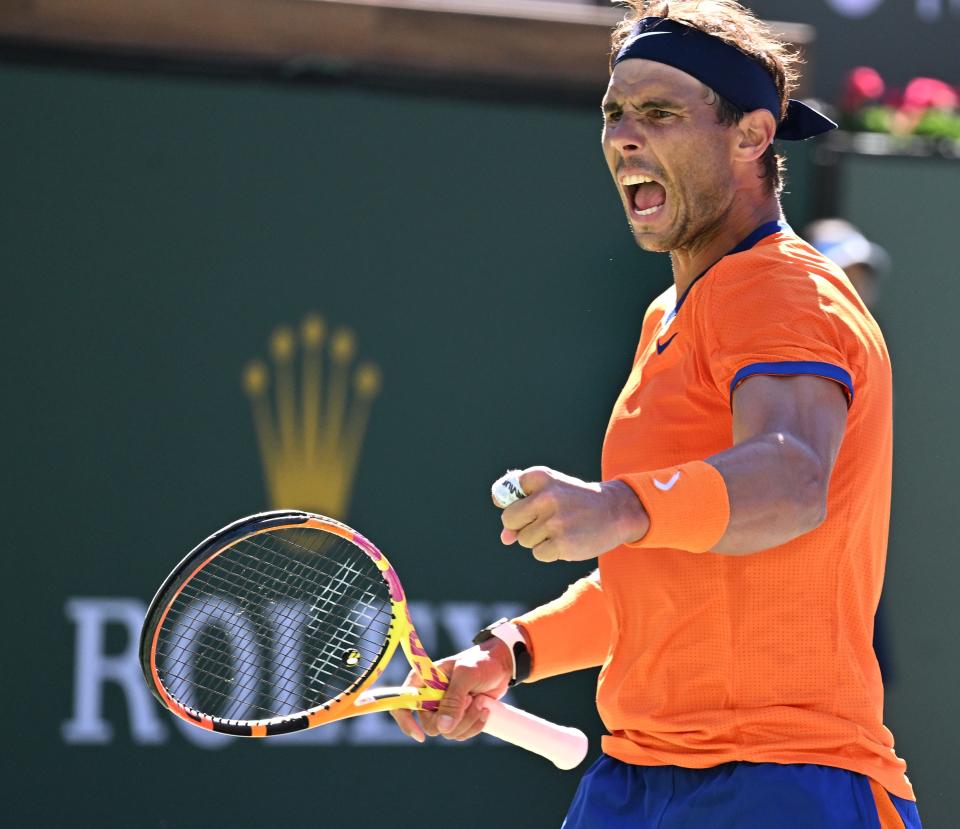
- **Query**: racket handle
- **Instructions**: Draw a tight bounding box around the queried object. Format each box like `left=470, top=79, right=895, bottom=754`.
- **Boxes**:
left=477, top=696, right=588, bottom=770
left=491, top=469, right=527, bottom=508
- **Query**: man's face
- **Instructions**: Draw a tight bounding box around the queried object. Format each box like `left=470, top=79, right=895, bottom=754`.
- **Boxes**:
left=601, top=59, right=738, bottom=253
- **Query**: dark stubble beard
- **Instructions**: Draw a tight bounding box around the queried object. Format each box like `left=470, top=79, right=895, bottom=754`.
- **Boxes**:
left=632, top=170, right=734, bottom=257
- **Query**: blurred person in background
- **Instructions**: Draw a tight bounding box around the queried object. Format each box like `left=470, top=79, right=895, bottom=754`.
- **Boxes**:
left=806, top=218, right=891, bottom=313
left=392, top=2, right=920, bottom=826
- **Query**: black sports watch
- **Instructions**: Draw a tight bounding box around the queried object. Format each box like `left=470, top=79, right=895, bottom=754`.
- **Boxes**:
left=472, top=617, right=532, bottom=686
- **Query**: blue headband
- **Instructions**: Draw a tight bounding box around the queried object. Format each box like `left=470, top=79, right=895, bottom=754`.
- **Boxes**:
left=613, top=18, right=836, bottom=141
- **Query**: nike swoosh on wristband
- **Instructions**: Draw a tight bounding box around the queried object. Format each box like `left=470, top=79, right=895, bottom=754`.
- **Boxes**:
left=656, top=333, right=678, bottom=354
left=653, top=471, right=681, bottom=491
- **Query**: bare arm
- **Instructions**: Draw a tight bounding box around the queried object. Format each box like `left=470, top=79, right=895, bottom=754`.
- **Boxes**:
left=706, top=373, right=848, bottom=554
left=500, top=373, right=849, bottom=560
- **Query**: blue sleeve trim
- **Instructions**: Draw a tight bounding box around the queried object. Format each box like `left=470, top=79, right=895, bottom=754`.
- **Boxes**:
left=730, top=361, right=854, bottom=402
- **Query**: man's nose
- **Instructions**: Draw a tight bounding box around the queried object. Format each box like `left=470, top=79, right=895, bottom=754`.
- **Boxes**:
left=607, top=119, right=646, bottom=155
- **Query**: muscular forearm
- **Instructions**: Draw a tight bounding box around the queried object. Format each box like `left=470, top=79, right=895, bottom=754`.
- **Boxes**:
left=613, top=375, right=848, bottom=557
left=706, top=431, right=829, bottom=554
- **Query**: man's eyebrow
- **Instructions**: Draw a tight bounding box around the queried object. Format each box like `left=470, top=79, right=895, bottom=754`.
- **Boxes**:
left=602, top=97, right=684, bottom=112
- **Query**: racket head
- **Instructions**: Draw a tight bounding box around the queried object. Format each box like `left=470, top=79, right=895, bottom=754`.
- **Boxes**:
left=139, top=510, right=445, bottom=736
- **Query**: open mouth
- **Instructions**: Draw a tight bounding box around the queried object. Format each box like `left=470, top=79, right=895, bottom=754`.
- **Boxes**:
left=620, top=173, right=667, bottom=219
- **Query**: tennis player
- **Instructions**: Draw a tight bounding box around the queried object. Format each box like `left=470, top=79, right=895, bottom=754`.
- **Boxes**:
left=391, top=2, right=920, bottom=825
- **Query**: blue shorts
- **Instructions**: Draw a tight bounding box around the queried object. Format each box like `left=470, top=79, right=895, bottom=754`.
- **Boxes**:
left=563, top=755, right=922, bottom=829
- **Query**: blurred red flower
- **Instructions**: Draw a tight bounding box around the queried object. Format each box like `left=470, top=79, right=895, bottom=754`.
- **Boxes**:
left=838, top=66, right=958, bottom=138
left=901, top=77, right=958, bottom=112
left=842, top=66, right=885, bottom=112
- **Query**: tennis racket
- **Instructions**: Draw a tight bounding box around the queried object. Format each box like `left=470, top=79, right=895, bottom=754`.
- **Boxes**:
left=139, top=509, right=588, bottom=769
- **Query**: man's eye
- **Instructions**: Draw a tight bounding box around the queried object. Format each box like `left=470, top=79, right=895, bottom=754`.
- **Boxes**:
left=604, top=110, right=622, bottom=123
left=651, top=110, right=674, bottom=119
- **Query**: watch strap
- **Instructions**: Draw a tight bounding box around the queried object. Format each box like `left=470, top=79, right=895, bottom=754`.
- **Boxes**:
left=473, top=617, right=532, bottom=686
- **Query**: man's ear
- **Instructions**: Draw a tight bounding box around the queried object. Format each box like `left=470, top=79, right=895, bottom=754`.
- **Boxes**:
left=734, top=109, right=777, bottom=163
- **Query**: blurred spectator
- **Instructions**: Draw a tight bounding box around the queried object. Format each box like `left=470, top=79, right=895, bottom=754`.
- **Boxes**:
left=805, top=218, right=890, bottom=310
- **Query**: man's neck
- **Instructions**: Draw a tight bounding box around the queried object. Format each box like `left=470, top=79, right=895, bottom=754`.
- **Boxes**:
left=669, top=194, right=783, bottom=297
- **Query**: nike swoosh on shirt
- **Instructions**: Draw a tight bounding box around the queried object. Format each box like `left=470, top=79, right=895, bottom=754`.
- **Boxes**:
left=653, top=471, right=681, bottom=491
left=656, top=333, right=678, bottom=354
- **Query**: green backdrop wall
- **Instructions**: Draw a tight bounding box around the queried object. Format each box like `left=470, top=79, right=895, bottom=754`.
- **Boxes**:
left=0, top=58, right=666, bottom=828
left=836, top=151, right=960, bottom=827
left=2, top=54, right=949, bottom=827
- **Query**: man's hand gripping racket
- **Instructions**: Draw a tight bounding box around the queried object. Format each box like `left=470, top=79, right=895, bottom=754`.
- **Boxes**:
left=140, top=510, right=587, bottom=769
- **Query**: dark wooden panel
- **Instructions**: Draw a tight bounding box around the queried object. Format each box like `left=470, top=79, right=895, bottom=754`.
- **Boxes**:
left=0, top=0, right=813, bottom=94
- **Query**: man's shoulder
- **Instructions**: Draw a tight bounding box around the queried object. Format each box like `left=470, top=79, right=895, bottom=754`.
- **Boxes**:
left=701, top=232, right=887, bottom=359
left=724, top=232, right=845, bottom=279
left=708, top=232, right=856, bottom=305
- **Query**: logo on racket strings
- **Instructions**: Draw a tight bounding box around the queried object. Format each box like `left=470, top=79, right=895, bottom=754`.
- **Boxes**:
left=243, top=314, right=381, bottom=518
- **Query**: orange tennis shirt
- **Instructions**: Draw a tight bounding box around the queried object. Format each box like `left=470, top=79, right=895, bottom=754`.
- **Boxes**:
left=516, top=226, right=914, bottom=800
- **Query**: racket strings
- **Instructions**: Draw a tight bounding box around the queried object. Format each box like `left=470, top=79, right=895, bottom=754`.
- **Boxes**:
left=155, top=527, right=394, bottom=722
left=160, top=538, right=390, bottom=720
left=161, top=536, right=391, bottom=714
left=165, top=566, right=389, bottom=713
left=173, top=540, right=392, bottom=653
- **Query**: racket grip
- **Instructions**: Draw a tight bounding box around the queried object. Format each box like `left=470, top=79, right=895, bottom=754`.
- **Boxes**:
left=477, top=696, right=588, bottom=770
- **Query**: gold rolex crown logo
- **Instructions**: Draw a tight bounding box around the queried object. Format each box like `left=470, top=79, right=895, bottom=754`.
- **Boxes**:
left=242, top=314, right=381, bottom=518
